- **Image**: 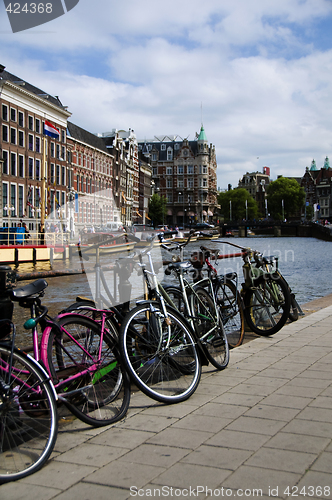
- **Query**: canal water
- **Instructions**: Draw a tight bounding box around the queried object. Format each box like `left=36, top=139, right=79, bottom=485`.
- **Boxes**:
left=9, top=236, right=332, bottom=339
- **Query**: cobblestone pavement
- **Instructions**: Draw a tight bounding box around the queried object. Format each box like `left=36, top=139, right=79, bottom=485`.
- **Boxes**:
left=2, top=301, right=332, bottom=500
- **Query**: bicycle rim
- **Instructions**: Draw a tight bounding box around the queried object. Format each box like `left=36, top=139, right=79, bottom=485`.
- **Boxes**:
left=215, top=279, right=245, bottom=348
left=244, top=274, right=291, bottom=335
left=0, top=346, right=57, bottom=483
left=119, top=302, right=201, bottom=403
left=47, top=314, right=130, bottom=427
left=190, top=287, right=229, bottom=370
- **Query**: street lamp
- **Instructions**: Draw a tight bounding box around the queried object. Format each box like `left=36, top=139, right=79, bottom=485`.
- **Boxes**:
left=178, top=192, right=185, bottom=228
left=282, top=199, right=285, bottom=221
left=229, top=200, right=232, bottom=222
left=67, top=188, right=76, bottom=239
left=245, top=199, right=248, bottom=221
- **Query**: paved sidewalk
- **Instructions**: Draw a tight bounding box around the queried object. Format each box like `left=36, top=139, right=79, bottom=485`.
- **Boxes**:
left=2, top=305, right=332, bottom=500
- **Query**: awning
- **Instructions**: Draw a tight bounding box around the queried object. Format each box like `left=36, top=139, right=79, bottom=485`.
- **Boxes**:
left=188, top=211, right=195, bottom=216
left=177, top=211, right=184, bottom=216
left=208, top=210, right=213, bottom=216
left=202, top=210, right=207, bottom=216
left=167, top=209, right=173, bottom=215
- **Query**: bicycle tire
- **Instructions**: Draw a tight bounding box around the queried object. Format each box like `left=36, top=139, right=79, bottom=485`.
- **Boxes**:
left=119, top=302, right=201, bottom=404
left=214, top=279, right=245, bottom=349
left=189, top=286, right=229, bottom=370
left=46, top=314, right=130, bottom=427
left=0, top=345, right=58, bottom=483
left=244, top=274, right=291, bottom=336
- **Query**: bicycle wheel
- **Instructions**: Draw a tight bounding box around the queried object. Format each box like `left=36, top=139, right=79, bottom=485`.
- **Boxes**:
left=214, top=279, right=245, bottom=348
left=189, top=287, right=229, bottom=370
left=46, top=314, right=130, bottom=427
left=0, top=345, right=58, bottom=483
left=244, top=274, right=291, bottom=336
left=119, top=302, right=201, bottom=404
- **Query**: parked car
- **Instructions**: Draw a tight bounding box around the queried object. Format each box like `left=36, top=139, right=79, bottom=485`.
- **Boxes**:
left=192, top=222, right=215, bottom=229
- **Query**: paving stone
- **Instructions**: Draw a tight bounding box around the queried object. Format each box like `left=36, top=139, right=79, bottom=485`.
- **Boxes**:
left=212, top=391, right=264, bottom=406
left=139, top=402, right=196, bottom=418
left=244, top=404, right=300, bottom=422
left=226, top=416, right=286, bottom=436
left=311, top=451, right=332, bottom=473
left=84, top=460, right=165, bottom=489
left=18, top=461, right=97, bottom=489
left=244, top=375, right=287, bottom=389
left=274, top=384, right=322, bottom=398
left=245, top=447, right=316, bottom=473
left=258, top=393, right=312, bottom=409
left=193, top=401, right=249, bottom=419
left=171, top=413, right=232, bottom=433
left=54, top=442, right=128, bottom=466
left=90, top=428, right=153, bottom=448
left=295, top=471, right=332, bottom=500
left=0, top=483, right=61, bottom=500
left=264, top=432, right=330, bottom=454
left=296, top=406, right=332, bottom=423
left=116, top=413, right=178, bottom=432
left=309, top=396, right=332, bottom=409
left=228, top=383, right=277, bottom=397
left=51, top=482, right=129, bottom=500
left=147, top=427, right=213, bottom=449
left=285, top=376, right=331, bottom=389
left=150, top=462, right=232, bottom=489
left=180, top=444, right=252, bottom=470
left=119, top=443, right=189, bottom=467
left=204, top=429, right=271, bottom=451
left=282, top=418, right=332, bottom=438
left=221, top=465, right=302, bottom=496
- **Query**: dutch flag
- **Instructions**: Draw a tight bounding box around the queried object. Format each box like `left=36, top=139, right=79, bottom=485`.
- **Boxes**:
left=44, top=120, right=60, bottom=139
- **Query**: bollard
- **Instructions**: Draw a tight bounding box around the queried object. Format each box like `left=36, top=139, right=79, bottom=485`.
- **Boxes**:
left=0, top=265, right=16, bottom=323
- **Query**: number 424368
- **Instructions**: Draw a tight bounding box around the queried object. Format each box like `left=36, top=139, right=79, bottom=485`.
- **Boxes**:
left=5, top=3, right=53, bottom=14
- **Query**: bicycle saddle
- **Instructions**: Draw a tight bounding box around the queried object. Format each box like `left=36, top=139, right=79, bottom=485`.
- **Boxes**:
left=167, top=261, right=192, bottom=271
left=10, top=279, right=48, bottom=301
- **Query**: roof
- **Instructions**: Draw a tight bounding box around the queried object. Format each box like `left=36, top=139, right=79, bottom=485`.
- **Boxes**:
left=0, top=67, right=66, bottom=110
left=198, top=125, right=208, bottom=142
left=67, top=121, right=109, bottom=153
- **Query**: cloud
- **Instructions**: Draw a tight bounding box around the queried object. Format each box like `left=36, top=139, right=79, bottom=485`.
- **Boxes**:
left=1, top=0, right=332, bottom=189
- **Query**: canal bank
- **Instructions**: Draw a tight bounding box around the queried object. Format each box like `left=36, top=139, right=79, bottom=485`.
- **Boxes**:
left=2, top=295, right=332, bottom=499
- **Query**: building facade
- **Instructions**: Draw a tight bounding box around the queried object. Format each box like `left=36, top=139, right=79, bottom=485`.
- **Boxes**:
left=0, top=65, right=70, bottom=232
left=238, top=169, right=270, bottom=217
left=138, top=126, right=218, bottom=227
left=301, top=157, right=332, bottom=222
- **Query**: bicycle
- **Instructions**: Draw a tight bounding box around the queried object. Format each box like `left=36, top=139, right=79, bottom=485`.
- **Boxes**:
left=0, top=319, right=58, bottom=483
left=7, top=276, right=131, bottom=427
left=207, top=240, right=292, bottom=336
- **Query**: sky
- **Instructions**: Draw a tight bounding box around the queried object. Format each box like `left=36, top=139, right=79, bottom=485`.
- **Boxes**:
left=1, top=0, right=332, bottom=189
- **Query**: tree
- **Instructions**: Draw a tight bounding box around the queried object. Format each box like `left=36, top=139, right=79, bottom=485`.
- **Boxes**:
left=217, top=188, right=259, bottom=222
left=267, top=177, right=305, bottom=220
left=148, top=193, right=167, bottom=228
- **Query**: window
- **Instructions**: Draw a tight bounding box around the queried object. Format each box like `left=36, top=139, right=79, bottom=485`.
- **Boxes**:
left=178, top=194, right=183, bottom=203
left=3, top=183, right=8, bottom=217
left=18, top=130, right=24, bottom=147
left=35, top=159, right=40, bottom=180
left=50, top=164, right=55, bottom=184
left=167, top=147, right=173, bottom=161
left=177, top=179, right=183, bottom=188
left=28, top=116, right=33, bottom=130
left=28, top=158, right=34, bottom=179
left=188, top=178, right=194, bottom=188
left=61, top=166, right=65, bottom=185
left=56, top=165, right=60, bottom=185
left=166, top=166, right=172, bottom=175
left=11, top=153, right=16, bottom=176
left=2, top=125, right=8, bottom=142
left=81, top=177, right=84, bottom=193
left=35, top=188, right=41, bottom=218
left=18, top=111, right=24, bottom=127
left=61, top=130, right=66, bottom=143
left=51, top=142, right=55, bottom=157
left=35, top=137, right=40, bottom=153
left=152, top=153, right=157, bottom=161
left=18, top=185, right=24, bottom=217
left=18, top=155, right=24, bottom=177
left=10, top=108, right=16, bottom=122
left=203, top=165, right=207, bottom=174
left=166, top=178, right=172, bottom=188
left=28, top=134, right=33, bottom=150
left=203, top=178, right=207, bottom=187
left=161, top=144, right=166, bottom=151
left=167, top=193, right=173, bottom=203
left=10, top=184, right=16, bottom=215
left=2, top=104, right=8, bottom=121
left=35, top=119, right=40, bottom=133
left=188, top=165, right=194, bottom=174
left=153, top=167, right=157, bottom=176
left=10, top=128, right=16, bottom=144
left=56, top=145, right=60, bottom=159
left=174, top=144, right=179, bottom=150
left=61, top=146, right=65, bottom=160
left=2, top=151, right=8, bottom=174
left=178, top=165, right=184, bottom=174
